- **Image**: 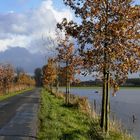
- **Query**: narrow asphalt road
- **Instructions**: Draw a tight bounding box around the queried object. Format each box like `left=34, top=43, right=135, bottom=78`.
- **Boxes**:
left=0, top=88, right=40, bottom=140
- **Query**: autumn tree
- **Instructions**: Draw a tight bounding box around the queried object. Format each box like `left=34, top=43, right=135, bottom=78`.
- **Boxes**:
left=42, top=58, right=57, bottom=91
left=53, top=59, right=60, bottom=93
left=28, top=77, right=36, bottom=87
left=58, top=0, right=140, bottom=133
left=56, top=34, right=82, bottom=105
left=42, top=32, right=62, bottom=93
left=17, top=73, right=35, bottom=88
left=14, top=67, right=25, bottom=88
left=0, top=64, right=14, bottom=94
left=4, top=64, right=15, bottom=93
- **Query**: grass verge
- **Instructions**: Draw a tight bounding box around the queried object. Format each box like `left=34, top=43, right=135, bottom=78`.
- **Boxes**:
left=38, top=89, right=90, bottom=140
left=0, top=88, right=34, bottom=101
left=38, top=89, right=134, bottom=140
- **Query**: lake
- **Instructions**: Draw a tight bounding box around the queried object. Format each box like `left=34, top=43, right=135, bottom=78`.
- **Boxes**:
left=59, top=87, right=140, bottom=140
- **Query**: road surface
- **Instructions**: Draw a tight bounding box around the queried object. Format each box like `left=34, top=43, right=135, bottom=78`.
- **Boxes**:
left=0, top=88, right=40, bottom=140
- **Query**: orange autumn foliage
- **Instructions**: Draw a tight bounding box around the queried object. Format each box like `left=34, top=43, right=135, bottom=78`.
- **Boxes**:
left=42, top=58, right=57, bottom=88
left=58, top=0, right=140, bottom=132
left=56, top=34, right=82, bottom=83
left=58, top=0, right=140, bottom=94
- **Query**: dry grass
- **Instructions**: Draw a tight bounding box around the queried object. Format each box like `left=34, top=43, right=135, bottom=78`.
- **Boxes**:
left=109, top=119, right=134, bottom=140
left=50, top=89, right=91, bottom=114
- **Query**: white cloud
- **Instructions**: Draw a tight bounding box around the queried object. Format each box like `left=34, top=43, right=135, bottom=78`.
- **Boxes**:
left=41, top=0, right=72, bottom=22
left=0, top=0, right=73, bottom=53
left=0, top=35, right=30, bottom=51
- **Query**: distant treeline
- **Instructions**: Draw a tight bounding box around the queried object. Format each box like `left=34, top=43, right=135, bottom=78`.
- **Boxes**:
left=33, top=67, right=140, bottom=87
left=124, top=78, right=140, bottom=87
left=71, top=79, right=102, bottom=87
left=71, top=78, right=140, bottom=87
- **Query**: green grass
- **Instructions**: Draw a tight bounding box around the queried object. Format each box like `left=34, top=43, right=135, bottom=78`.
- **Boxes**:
left=38, top=89, right=90, bottom=140
left=0, top=88, right=34, bottom=101
left=38, top=89, right=134, bottom=140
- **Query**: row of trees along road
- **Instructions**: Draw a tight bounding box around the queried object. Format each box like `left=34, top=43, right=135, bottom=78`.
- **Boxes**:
left=0, top=64, right=35, bottom=94
left=56, top=34, right=82, bottom=105
left=42, top=58, right=57, bottom=91
left=56, top=0, right=140, bottom=134
left=42, top=33, right=83, bottom=105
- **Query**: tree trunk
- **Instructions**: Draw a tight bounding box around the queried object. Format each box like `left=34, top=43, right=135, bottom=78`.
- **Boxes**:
left=100, top=69, right=107, bottom=132
left=65, top=61, right=68, bottom=105
left=105, top=72, right=110, bottom=133
left=100, top=45, right=110, bottom=133
left=100, top=70, right=110, bottom=133
left=56, top=78, right=59, bottom=94
left=56, top=62, right=59, bottom=94
left=67, top=81, right=70, bottom=104
left=50, top=83, right=53, bottom=93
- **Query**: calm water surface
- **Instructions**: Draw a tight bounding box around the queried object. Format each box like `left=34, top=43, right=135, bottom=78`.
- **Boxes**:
left=60, top=87, right=140, bottom=140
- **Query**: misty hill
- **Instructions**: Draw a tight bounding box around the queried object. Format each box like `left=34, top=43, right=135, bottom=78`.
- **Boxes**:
left=0, top=47, right=45, bottom=74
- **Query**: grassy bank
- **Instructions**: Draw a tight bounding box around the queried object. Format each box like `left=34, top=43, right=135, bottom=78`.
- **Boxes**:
left=38, top=89, right=90, bottom=140
left=38, top=89, right=134, bottom=140
left=0, top=88, right=34, bottom=101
